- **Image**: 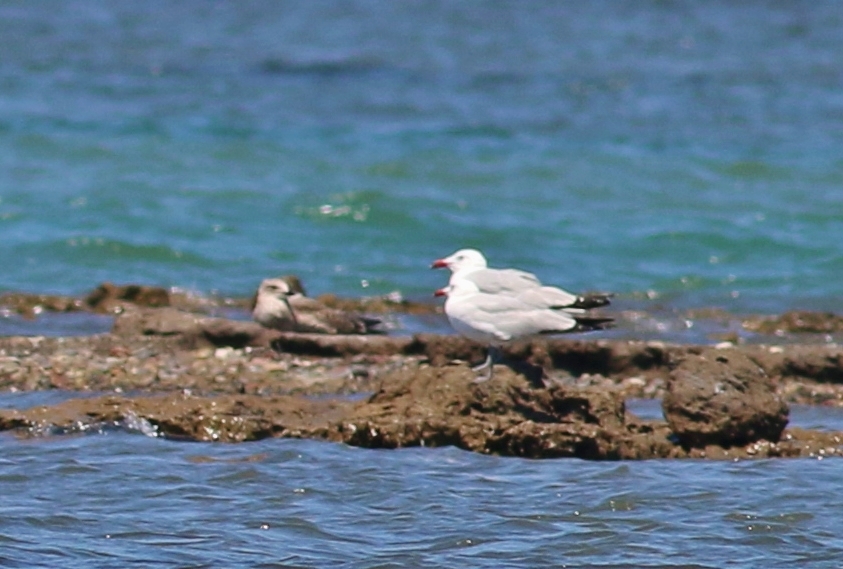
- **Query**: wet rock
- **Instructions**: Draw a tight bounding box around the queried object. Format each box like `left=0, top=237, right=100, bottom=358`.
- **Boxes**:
left=743, top=310, right=843, bottom=334
left=663, top=349, right=789, bottom=448
left=0, top=393, right=345, bottom=443
left=4, top=325, right=843, bottom=407
left=86, top=282, right=171, bottom=313
left=543, top=339, right=670, bottom=377
left=336, top=365, right=631, bottom=459
left=315, top=292, right=439, bottom=315
left=773, top=345, right=843, bottom=384
left=0, top=292, right=82, bottom=318
left=195, top=318, right=280, bottom=350
left=112, top=306, right=203, bottom=336
left=406, top=333, right=487, bottom=367
left=270, top=332, right=415, bottom=357
left=618, top=418, right=683, bottom=459
left=0, top=365, right=838, bottom=460
left=112, top=306, right=281, bottom=350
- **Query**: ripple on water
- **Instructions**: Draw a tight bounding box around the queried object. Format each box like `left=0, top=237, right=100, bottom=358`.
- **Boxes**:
left=1, top=435, right=843, bottom=566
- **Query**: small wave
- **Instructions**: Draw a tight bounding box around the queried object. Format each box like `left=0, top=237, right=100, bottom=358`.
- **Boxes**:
left=121, top=412, right=161, bottom=438
left=469, top=70, right=530, bottom=88
left=292, top=190, right=382, bottom=224
left=56, top=237, right=213, bottom=266
left=445, top=124, right=514, bottom=139
left=258, top=56, right=388, bottom=78
left=715, top=160, right=791, bottom=181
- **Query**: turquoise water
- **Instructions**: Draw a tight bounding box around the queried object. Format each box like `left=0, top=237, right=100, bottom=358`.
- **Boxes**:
left=1, top=1, right=842, bottom=315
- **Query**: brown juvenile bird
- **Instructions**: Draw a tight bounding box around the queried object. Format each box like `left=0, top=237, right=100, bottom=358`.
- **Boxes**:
left=252, top=277, right=384, bottom=334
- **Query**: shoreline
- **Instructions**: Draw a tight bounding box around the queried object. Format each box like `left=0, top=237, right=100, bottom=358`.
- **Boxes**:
left=4, top=281, right=843, bottom=342
left=0, top=304, right=842, bottom=459
left=1, top=283, right=843, bottom=459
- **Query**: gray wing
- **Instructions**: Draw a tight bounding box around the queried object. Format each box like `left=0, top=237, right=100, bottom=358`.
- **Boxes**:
left=460, top=268, right=542, bottom=294
left=515, top=287, right=613, bottom=310
left=288, top=293, right=383, bottom=334
left=288, top=294, right=327, bottom=312
left=515, top=286, right=580, bottom=309
left=462, top=269, right=609, bottom=312
left=447, top=292, right=580, bottom=340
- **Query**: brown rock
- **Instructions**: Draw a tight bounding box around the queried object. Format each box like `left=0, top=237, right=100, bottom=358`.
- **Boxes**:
left=86, top=282, right=171, bottom=313
left=315, top=293, right=440, bottom=315
left=405, top=333, right=487, bottom=367
left=336, top=365, right=630, bottom=459
left=663, top=349, right=789, bottom=448
left=542, top=339, right=670, bottom=377
left=743, top=310, right=843, bottom=334
left=0, top=292, right=82, bottom=318
left=0, top=353, right=841, bottom=459
left=775, top=346, right=843, bottom=384
left=196, top=318, right=280, bottom=349
left=271, top=332, right=414, bottom=357
left=112, top=306, right=203, bottom=336
left=110, top=305, right=414, bottom=353
left=112, top=306, right=281, bottom=349
left=0, top=393, right=345, bottom=443
left=619, top=418, right=682, bottom=459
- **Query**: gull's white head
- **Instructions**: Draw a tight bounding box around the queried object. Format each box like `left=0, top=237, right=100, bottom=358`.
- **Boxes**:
left=252, top=277, right=298, bottom=330
left=433, top=278, right=481, bottom=298
left=257, top=278, right=294, bottom=301
left=430, top=248, right=488, bottom=273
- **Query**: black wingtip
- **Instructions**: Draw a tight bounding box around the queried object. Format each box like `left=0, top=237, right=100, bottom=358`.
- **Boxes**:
left=572, top=315, right=615, bottom=332
left=570, top=293, right=613, bottom=310
left=539, top=315, right=615, bottom=336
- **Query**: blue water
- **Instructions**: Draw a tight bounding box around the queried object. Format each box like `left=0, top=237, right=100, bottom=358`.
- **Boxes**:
left=1, top=0, right=842, bottom=315
left=3, top=2, right=843, bottom=565
left=3, top=401, right=843, bottom=568
left=3, top=396, right=843, bottom=567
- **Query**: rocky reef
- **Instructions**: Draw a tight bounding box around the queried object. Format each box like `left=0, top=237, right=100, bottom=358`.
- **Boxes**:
left=1, top=295, right=843, bottom=459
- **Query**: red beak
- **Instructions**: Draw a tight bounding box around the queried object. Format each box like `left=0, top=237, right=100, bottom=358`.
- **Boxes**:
left=433, top=288, right=447, bottom=297
left=431, top=259, right=448, bottom=269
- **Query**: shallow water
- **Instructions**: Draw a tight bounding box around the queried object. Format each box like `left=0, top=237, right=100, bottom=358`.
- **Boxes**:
left=2, top=407, right=843, bottom=568
left=2, top=393, right=843, bottom=567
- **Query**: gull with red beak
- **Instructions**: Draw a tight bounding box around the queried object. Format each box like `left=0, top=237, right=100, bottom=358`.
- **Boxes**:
left=434, top=278, right=613, bottom=381
left=431, top=248, right=611, bottom=310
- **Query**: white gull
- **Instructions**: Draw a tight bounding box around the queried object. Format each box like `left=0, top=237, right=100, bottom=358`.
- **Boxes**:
left=431, top=248, right=611, bottom=310
left=434, top=278, right=612, bottom=380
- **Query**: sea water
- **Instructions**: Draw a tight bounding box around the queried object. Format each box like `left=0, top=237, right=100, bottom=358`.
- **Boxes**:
left=0, top=1, right=841, bottom=314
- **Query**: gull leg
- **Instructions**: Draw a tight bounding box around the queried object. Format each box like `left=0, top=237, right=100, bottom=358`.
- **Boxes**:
left=472, top=346, right=500, bottom=382
left=471, top=352, right=493, bottom=372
